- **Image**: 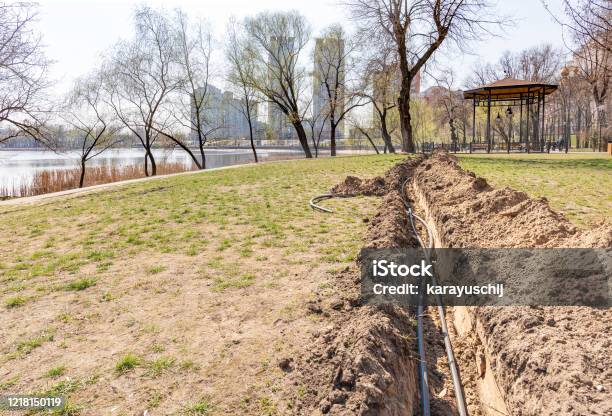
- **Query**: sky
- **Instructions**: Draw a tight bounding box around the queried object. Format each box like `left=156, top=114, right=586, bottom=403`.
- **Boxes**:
left=36, top=0, right=569, bottom=95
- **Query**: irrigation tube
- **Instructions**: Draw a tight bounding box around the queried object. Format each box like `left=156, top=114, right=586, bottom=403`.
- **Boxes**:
left=407, top=208, right=469, bottom=416
left=309, top=181, right=468, bottom=416
left=309, top=193, right=356, bottom=213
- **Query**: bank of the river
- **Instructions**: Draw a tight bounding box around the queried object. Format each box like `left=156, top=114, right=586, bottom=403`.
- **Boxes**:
left=0, top=148, right=307, bottom=196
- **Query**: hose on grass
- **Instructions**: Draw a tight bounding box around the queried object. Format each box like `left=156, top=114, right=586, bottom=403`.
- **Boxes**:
left=308, top=193, right=356, bottom=213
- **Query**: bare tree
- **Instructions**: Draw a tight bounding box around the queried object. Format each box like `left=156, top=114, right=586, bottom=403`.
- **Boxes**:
left=346, top=0, right=504, bottom=152
left=543, top=0, right=611, bottom=56
left=313, top=24, right=365, bottom=156
left=359, top=45, right=399, bottom=152
left=543, top=0, right=610, bottom=146
left=432, top=70, right=462, bottom=147
left=304, top=98, right=329, bottom=157
left=104, top=6, right=180, bottom=176
left=574, top=41, right=610, bottom=146
left=0, top=3, right=51, bottom=145
left=243, top=11, right=312, bottom=158
left=165, top=10, right=217, bottom=169
left=227, top=20, right=260, bottom=163
left=62, top=74, right=122, bottom=187
left=346, top=115, right=380, bottom=153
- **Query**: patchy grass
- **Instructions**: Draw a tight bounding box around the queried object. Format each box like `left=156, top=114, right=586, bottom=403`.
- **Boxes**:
left=115, top=354, right=141, bottom=374
left=459, top=153, right=611, bottom=227
left=44, top=365, right=66, bottom=378
left=64, top=277, right=97, bottom=291
left=16, top=331, right=54, bottom=355
left=147, top=356, right=175, bottom=377
left=2, top=152, right=606, bottom=414
left=5, top=296, right=26, bottom=308
left=145, top=265, right=166, bottom=275
left=187, top=398, right=213, bottom=415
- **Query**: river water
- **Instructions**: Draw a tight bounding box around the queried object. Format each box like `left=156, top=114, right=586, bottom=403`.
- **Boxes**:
left=0, top=148, right=302, bottom=195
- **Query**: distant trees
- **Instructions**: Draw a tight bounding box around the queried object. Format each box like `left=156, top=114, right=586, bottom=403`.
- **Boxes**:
left=359, top=45, right=399, bottom=153
left=346, top=0, right=504, bottom=153
left=469, top=45, right=565, bottom=86
left=242, top=11, right=313, bottom=158
left=170, top=10, right=215, bottom=169
left=103, top=6, right=181, bottom=176
left=0, top=3, right=51, bottom=145
left=226, top=20, right=260, bottom=163
left=545, top=0, right=610, bottom=148
left=63, top=74, right=121, bottom=187
left=313, top=25, right=364, bottom=156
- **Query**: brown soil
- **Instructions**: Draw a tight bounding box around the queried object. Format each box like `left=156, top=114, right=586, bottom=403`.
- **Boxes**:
left=329, top=156, right=423, bottom=199
left=289, top=158, right=424, bottom=415
left=295, top=151, right=610, bottom=416
left=411, top=150, right=612, bottom=416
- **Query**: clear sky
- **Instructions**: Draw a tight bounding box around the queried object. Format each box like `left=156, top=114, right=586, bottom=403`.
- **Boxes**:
left=37, top=0, right=568, bottom=95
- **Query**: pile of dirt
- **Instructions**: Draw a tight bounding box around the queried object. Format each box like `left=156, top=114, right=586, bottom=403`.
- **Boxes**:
left=411, top=150, right=612, bottom=415
left=289, top=158, right=424, bottom=415
left=329, top=157, right=424, bottom=198
left=330, top=175, right=387, bottom=196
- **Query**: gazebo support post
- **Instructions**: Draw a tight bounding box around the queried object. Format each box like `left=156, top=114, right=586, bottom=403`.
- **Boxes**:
left=471, top=96, right=476, bottom=153
left=542, top=90, right=547, bottom=152
left=526, top=87, right=531, bottom=154
left=519, top=93, right=523, bottom=151
left=486, top=90, right=492, bottom=153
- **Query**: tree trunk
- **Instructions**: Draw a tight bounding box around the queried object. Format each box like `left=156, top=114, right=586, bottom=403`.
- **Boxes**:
left=146, top=149, right=157, bottom=176
left=248, top=118, right=258, bottom=163
left=151, top=152, right=157, bottom=176
left=79, top=158, right=86, bottom=188
left=398, top=87, right=415, bottom=153
left=144, top=152, right=149, bottom=177
left=379, top=114, right=395, bottom=153
left=292, top=121, right=312, bottom=158
left=363, top=131, right=380, bottom=154
left=198, top=137, right=206, bottom=169
left=330, top=122, right=337, bottom=157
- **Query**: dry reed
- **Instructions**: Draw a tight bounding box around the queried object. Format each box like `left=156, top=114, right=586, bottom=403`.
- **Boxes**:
left=0, top=161, right=196, bottom=199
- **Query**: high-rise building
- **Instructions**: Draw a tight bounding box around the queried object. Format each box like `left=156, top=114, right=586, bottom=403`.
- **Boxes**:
left=312, top=36, right=345, bottom=141
left=191, top=85, right=259, bottom=142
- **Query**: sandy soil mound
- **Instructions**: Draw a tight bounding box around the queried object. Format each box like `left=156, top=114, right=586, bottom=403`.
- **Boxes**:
left=411, top=150, right=612, bottom=416
left=330, top=157, right=424, bottom=198
left=330, top=175, right=387, bottom=196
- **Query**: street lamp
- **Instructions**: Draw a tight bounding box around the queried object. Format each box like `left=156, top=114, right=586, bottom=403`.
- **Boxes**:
left=560, top=66, right=576, bottom=153
left=506, top=106, right=513, bottom=147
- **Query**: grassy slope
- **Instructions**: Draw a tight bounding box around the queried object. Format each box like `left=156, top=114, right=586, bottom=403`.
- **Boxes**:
left=0, top=154, right=404, bottom=415
left=0, top=153, right=609, bottom=414
left=459, top=153, right=611, bottom=228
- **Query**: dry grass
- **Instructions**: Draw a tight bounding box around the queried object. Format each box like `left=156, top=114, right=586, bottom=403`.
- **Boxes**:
left=0, top=153, right=608, bottom=415
left=0, top=154, right=404, bottom=415
left=0, top=161, right=196, bottom=198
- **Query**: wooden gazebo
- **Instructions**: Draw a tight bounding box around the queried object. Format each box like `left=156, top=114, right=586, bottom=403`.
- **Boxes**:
left=463, top=78, right=558, bottom=153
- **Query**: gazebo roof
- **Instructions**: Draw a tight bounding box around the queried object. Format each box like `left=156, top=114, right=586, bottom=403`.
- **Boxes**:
left=463, top=77, right=558, bottom=101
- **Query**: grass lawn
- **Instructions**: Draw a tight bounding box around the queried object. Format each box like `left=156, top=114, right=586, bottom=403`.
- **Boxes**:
left=0, top=152, right=608, bottom=415
left=0, top=154, right=404, bottom=415
left=458, top=153, right=611, bottom=228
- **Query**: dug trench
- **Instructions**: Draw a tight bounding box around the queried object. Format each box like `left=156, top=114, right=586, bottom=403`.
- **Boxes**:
left=287, top=151, right=611, bottom=415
